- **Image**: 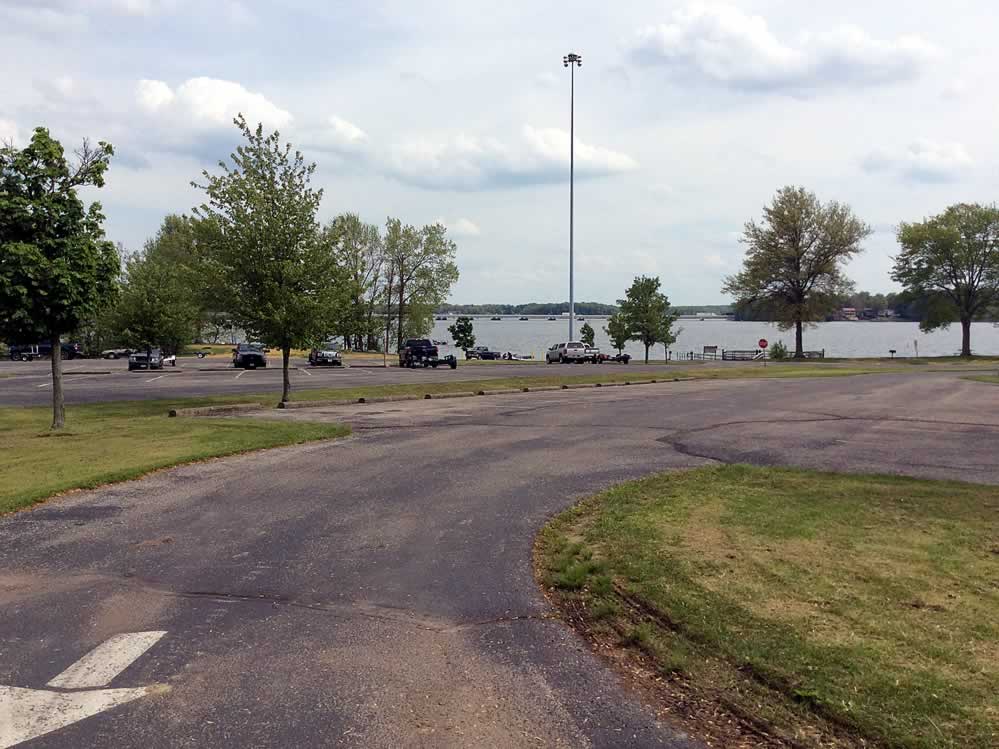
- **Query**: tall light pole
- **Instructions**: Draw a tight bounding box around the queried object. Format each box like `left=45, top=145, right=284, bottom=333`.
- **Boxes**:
left=563, top=52, right=581, bottom=341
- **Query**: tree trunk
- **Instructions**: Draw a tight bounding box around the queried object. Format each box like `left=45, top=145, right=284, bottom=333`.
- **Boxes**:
left=960, top=317, right=972, bottom=357
left=50, top=334, right=65, bottom=430
left=644, top=343, right=650, bottom=364
left=794, top=319, right=804, bottom=358
left=281, top=345, right=291, bottom=403
left=396, top=276, right=406, bottom=353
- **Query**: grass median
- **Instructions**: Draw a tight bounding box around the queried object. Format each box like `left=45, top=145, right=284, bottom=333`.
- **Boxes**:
left=967, top=375, right=999, bottom=384
left=536, top=465, right=999, bottom=749
left=0, top=400, right=349, bottom=515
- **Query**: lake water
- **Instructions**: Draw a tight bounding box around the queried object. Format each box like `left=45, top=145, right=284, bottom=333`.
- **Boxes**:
left=430, top=318, right=999, bottom=360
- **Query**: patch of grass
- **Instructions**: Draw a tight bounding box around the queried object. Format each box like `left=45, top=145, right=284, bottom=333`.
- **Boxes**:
left=0, top=402, right=349, bottom=515
left=966, top=375, right=999, bottom=384
left=537, top=465, right=999, bottom=749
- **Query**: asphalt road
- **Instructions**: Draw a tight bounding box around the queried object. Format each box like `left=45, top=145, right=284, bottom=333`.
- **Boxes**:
left=0, top=358, right=663, bottom=407
left=1, top=372, right=997, bottom=747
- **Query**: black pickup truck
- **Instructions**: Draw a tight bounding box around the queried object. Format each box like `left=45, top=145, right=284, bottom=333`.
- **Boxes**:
left=464, top=346, right=502, bottom=360
left=232, top=343, right=268, bottom=369
left=399, top=339, right=457, bottom=369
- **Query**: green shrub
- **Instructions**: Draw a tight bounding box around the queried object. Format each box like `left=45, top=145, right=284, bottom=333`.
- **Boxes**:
left=769, top=340, right=789, bottom=361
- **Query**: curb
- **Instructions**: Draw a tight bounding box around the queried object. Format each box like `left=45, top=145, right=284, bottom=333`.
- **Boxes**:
left=278, top=398, right=358, bottom=409
left=170, top=378, right=693, bottom=417
left=169, top=403, right=265, bottom=418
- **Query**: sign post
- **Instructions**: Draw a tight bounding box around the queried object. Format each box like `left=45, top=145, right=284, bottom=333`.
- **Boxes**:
left=758, top=338, right=768, bottom=367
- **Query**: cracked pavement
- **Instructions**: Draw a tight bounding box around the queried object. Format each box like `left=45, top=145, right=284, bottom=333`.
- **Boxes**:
left=1, top=371, right=997, bottom=747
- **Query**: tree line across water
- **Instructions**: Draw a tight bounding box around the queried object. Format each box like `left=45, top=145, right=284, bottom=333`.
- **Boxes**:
left=3, top=119, right=998, bottom=431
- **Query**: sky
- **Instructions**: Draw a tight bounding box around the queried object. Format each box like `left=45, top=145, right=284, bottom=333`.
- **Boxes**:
left=1, top=0, right=995, bottom=305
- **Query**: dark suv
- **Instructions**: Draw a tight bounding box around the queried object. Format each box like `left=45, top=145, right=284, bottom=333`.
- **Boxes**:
left=128, top=349, right=165, bottom=371
left=8, top=342, right=82, bottom=361
left=233, top=343, right=268, bottom=369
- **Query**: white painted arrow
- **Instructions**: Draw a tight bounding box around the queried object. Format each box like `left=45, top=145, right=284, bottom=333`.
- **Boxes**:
left=0, top=631, right=166, bottom=748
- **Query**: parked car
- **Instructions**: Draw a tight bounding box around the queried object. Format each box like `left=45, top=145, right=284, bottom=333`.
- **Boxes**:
left=8, top=342, right=82, bottom=361
left=162, top=353, right=177, bottom=367
left=464, top=346, right=502, bottom=360
left=584, top=345, right=602, bottom=362
left=599, top=352, right=631, bottom=364
left=309, top=342, right=343, bottom=367
left=128, top=348, right=165, bottom=371
left=399, top=339, right=457, bottom=369
left=232, top=343, right=267, bottom=369
left=545, top=341, right=591, bottom=363
left=101, top=348, right=133, bottom=359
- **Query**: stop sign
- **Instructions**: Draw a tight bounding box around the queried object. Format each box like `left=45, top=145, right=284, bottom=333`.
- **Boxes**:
left=758, top=338, right=769, bottom=349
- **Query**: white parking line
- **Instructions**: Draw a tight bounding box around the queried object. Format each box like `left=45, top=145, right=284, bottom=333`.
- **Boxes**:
left=46, top=631, right=167, bottom=689
left=36, top=382, right=50, bottom=389
left=145, top=375, right=165, bottom=383
left=299, top=368, right=312, bottom=376
left=235, top=370, right=245, bottom=379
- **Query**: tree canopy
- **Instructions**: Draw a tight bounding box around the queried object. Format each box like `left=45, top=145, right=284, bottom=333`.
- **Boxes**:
left=723, top=186, right=870, bottom=357
left=603, top=312, right=630, bottom=353
left=448, top=316, right=475, bottom=350
left=617, top=276, right=679, bottom=363
left=893, top=203, right=999, bottom=357
left=0, top=127, right=119, bottom=428
left=194, top=116, right=345, bottom=402
left=579, top=322, right=595, bottom=346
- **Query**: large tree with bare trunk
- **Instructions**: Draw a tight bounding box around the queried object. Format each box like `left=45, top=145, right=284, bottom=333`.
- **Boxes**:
left=0, top=128, right=119, bottom=429
left=723, top=186, right=870, bottom=358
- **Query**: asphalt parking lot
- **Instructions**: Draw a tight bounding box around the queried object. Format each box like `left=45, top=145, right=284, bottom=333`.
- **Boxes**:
left=0, top=357, right=675, bottom=407
left=2, top=372, right=996, bottom=747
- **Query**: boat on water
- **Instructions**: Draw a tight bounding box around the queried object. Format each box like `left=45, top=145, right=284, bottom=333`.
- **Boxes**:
left=490, top=316, right=502, bottom=321
left=547, top=317, right=557, bottom=321
left=519, top=316, right=529, bottom=321
left=435, top=315, right=447, bottom=320
left=576, top=316, right=585, bottom=321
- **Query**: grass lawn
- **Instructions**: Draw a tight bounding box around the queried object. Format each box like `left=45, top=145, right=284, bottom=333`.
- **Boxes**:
left=0, top=400, right=349, bottom=515
left=537, top=465, right=999, bottom=749
left=967, top=375, right=999, bottom=384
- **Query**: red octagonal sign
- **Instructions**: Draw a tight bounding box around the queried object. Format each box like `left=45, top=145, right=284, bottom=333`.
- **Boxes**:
left=758, top=338, right=769, bottom=349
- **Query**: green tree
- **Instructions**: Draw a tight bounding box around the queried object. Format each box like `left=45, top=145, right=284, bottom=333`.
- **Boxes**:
left=448, top=316, right=475, bottom=350
left=723, top=186, right=871, bottom=357
left=384, top=218, right=459, bottom=351
left=110, top=247, right=201, bottom=355
left=0, top=128, right=119, bottom=429
left=603, top=312, right=630, bottom=354
left=618, top=276, right=679, bottom=363
left=893, top=204, right=999, bottom=357
left=323, top=213, right=384, bottom=349
left=579, top=321, right=595, bottom=346
left=194, top=115, right=345, bottom=403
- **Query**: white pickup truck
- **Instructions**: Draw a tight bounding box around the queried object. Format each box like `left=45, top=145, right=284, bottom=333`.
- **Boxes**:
left=546, top=341, right=600, bottom=364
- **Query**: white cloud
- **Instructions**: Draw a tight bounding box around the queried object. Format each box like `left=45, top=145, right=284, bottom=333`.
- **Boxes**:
left=436, top=217, right=481, bottom=237
left=629, top=3, right=939, bottom=93
left=134, top=77, right=292, bottom=129
left=136, top=79, right=175, bottom=112
left=386, top=126, right=636, bottom=190
left=327, top=115, right=367, bottom=147
left=862, top=139, right=972, bottom=182
left=704, top=253, right=725, bottom=268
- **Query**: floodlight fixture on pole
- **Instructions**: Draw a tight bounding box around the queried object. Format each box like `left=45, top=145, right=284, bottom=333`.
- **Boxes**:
left=563, top=52, right=581, bottom=341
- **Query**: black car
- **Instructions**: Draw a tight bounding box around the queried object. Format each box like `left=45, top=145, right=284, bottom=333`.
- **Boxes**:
left=8, top=342, right=82, bottom=361
left=233, top=343, right=267, bottom=369
left=399, top=339, right=457, bottom=369
left=464, top=346, right=502, bottom=360
left=128, top=348, right=165, bottom=371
